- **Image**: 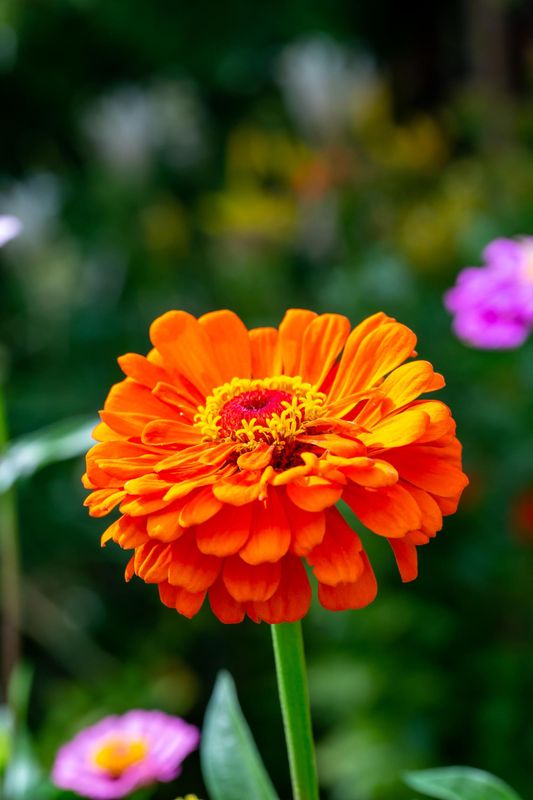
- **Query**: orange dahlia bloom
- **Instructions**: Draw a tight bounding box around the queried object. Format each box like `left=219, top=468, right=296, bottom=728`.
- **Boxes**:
left=84, top=309, right=468, bottom=624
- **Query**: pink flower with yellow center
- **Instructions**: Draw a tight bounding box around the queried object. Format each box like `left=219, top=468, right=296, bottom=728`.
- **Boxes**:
left=51, top=710, right=199, bottom=799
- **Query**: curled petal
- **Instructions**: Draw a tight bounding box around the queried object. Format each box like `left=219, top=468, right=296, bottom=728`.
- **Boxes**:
left=196, top=503, right=252, bottom=556
left=239, top=491, right=291, bottom=565
left=287, top=476, right=343, bottom=512
left=158, top=581, right=206, bottom=618
left=306, top=508, right=364, bottom=586
left=318, top=553, right=377, bottom=611
left=389, top=536, right=418, bottom=582
left=134, top=542, right=173, bottom=583
left=251, top=556, right=311, bottom=623
left=222, top=557, right=281, bottom=602
left=344, top=483, right=422, bottom=538
left=208, top=576, right=245, bottom=624
left=213, top=471, right=262, bottom=505
left=283, top=499, right=326, bottom=556
left=178, top=488, right=222, bottom=527
left=167, top=531, right=221, bottom=592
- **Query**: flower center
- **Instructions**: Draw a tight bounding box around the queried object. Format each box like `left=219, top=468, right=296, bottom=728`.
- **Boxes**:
left=93, top=737, right=148, bottom=777
left=219, top=389, right=293, bottom=436
left=195, top=376, right=326, bottom=447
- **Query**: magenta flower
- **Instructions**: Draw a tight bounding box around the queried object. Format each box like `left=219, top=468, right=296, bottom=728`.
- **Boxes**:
left=444, top=237, right=533, bottom=349
left=0, top=215, right=22, bottom=247
left=51, top=710, right=199, bottom=800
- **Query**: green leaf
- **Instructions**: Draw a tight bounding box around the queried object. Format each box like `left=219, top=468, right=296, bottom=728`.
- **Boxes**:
left=3, top=732, right=43, bottom=800
left=201, top=671, right=279, bottom=800
left=0, top=417, right=95, bottom=493
left=404, top=767, right=523, bottom=800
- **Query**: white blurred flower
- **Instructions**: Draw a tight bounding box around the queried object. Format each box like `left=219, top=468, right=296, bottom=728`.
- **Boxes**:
left=0, top=215, right=22, bottom=247
left=82, top=79, right=208, bottom=177
left=276, top=35, right=380, bottom=141
left=0, top=173, right=61, bottom=251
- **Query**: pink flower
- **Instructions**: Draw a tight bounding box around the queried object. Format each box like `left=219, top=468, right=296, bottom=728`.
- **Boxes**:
left=445, top=237, right=533, bottom=349
left=0, top=215, right=22, bottom=247
left=51, top=710, right=199, bottom=800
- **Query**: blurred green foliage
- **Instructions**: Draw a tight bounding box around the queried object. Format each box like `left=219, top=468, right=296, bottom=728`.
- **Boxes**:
left=1, top=1, right=533, bottom=799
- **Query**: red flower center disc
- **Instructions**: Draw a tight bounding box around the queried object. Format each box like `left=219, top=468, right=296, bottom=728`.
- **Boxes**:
left=219, top=389, right=293, bottom=436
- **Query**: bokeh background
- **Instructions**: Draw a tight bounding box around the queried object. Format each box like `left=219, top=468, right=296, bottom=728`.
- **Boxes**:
left=1, top=1, right=533, bottom=798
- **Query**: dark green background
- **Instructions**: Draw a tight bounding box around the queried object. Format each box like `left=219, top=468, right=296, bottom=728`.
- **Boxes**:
left=1, top=1, right=533, bottom=798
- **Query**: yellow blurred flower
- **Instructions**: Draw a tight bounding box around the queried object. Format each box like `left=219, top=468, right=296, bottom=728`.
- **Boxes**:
left=140, top=197, right=189, bottom=257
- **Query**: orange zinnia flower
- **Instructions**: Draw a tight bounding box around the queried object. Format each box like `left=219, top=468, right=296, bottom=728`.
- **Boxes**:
left=84, top=309, right=468, bottom=623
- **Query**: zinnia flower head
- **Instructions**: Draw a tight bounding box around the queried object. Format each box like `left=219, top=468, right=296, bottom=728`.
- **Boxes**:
left=445, top=237, right=533, bottom=349
left=0, top=215, right=22, bottom=247
left=51, top=710, right=199, bottom=800
left=84, top=309, right=468, bottom=623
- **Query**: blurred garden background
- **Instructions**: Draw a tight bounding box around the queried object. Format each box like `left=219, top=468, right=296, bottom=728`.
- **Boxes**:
left=1, top=0, right=533, bottom=798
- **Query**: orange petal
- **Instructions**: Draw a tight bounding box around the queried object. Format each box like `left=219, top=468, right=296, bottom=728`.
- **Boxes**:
left=119, top=494, right=171, bottom=516
left=343, top=483, right=422, bottom=537
left=167, top=531, right=221, bottom=592
left=435, top=493, right=462, bottom=516
left=329, top=319, right=416, bottom=404
left=299, top=313, right=351, bottom=387
left=359, top=408, right=429, bottom=449
left=296, top=433, right=364, bottom=457
left=152, top=381, right=197, bottom=417
left=124, top=556, right=135, bottom=582
left=318, top=553, right=377, bottom=610
left=101, top=516, right=148, bottom=549
left=196, top=503, right=252, bottom=556
left=93, top=455, right=161, bottom=483
left=413, top=401, right=455, bottom=443
left=141, top=419, right=202, bottom=446
left=149, top=310, right=221, bottom=396
left=327, top=456, right=399, bottom=488
left=124, top=474, right=170, bottom=495
left=134, top=542, right=173, bottom=583
left=92, top=421, right=125, bottom=442
left=286, top=476, right=343, bottom=512
left=178, top=488, right=222, bottom=527
left=163, top=471, right=222, bottom=502
left=251, top=555, right=311, bottom=623
left=271, top=457, right=317, bottom=487
left=104, top=378, right=175, bottom=419
left=84, top=488, right=126, bottom=517
left=278, top=309, right=317, bottom=375
left=306, top=508, right=364, bottom=585
left=222, top=557, right=281, bottom=602
left=213, top=471, right=262, bottom=505
left=118, top=353, right=169, bottom=389
left=239, top=491, right=291, bottom=565
left=158, top=581, right=206, bottom=618
left=385, top=443, right=469, bottom=497
left=99, top=411, right=153, bottom=438
left=237, top=444, right=274, bottom=471
left=147, top=503, right=187, bottom=542
left=249, top=327, right=281, bottom=378
left=389, top=537, right=418, bottom=582
left=378, top=360, right=445, bottom=409
left=284, top=499, right=326, bottom=556
left=408, top=485, right=443, bottom=536
left=208, top=576, right=245, bottom=624
left=199, top=309, right=252, bottom=382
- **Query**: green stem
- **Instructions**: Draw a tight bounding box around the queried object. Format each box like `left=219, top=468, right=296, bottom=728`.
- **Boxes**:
left=0, top=387, right=21, bottom=704
left=271, top=621, right=319, bottom=800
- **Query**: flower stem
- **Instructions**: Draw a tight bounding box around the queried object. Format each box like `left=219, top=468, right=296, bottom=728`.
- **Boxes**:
left=271, top=621, right=319, bottom=800
left=0, top=386, right=21, bottom=704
